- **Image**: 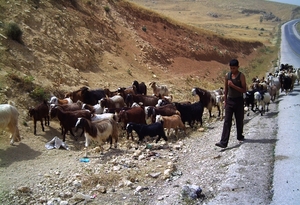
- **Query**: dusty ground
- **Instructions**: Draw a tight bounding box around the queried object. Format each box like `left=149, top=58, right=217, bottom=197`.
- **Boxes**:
left=0, top=0, right=297, bottom=204
left=0, top=94, right=279, bottom=205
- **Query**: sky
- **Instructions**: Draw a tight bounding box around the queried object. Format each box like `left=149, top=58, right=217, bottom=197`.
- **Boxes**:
left=267, top=0, right=300, bottom=6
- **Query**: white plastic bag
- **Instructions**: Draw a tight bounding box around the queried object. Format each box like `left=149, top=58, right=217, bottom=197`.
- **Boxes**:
left=45, top=136, right=69, bottom=150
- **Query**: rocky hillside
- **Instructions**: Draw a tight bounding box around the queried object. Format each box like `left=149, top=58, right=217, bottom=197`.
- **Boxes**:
left=0, top=1, right=262, bottom=101
left=0, top=0, right=298, bottom=110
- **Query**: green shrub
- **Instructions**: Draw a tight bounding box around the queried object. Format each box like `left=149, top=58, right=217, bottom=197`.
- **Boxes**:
left=127, top=69, right=132, bottom=76
left=23, top=75, right=35, bottom=84
left=5, top=22, right=23, bottom=43
left=142, top=26, right=147, bottom=32
left=29, top=87, right=47, bottom=101
left=104, top=5, right=110, bottom=13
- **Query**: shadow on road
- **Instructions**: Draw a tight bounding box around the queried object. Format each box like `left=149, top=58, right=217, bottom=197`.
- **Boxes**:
left=0, top=143, right=42, bottom=168
left=243, top=138, right=277, bottom=144
left=264, top=110, right=279, bottom=118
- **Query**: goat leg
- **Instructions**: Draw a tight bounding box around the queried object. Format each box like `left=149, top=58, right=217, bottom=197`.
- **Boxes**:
left=34, top=120, right=37, bottom=135
left=40, top=120, right=45, bottom=132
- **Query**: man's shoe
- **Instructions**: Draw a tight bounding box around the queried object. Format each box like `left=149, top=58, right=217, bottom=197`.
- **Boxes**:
left=215, top=142, right=226, bottom=148
left=237, top=135, right=245, bottom=141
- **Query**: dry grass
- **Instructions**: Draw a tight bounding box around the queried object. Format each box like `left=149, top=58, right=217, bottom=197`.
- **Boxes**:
left=130, top=0, right=297, bottom=45
left=297, top=22, right=300, bottom=33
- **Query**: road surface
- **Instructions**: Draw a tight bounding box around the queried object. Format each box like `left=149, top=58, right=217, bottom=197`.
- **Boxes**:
left=271, top=18, right=300, bottom=205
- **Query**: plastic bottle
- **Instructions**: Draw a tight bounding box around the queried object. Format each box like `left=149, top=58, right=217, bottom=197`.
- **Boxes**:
left=79, top=158, right=90, bottom=162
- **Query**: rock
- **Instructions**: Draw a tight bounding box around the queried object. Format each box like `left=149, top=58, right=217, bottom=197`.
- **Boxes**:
left=120, top=179, right=133, bottom=188
left=163, top=169, right=171, bottom=179
left=46, top=197, right=61, bottom=205
left=134, top=186, right=149, bottom=195
left=17, top=186, right=31, bottom=193
left=138, top=154, right=145, bottom=160
left=198, top=127, right=205, bottom=132
left=181, top=184, right=202, bottom=199
left=167, top=162, right=176, bottom=171
left=72, top=192, right=92, bottom=202
left=95, top=184, right=106, bottom=193
left=157, top=195, right=165, bottom=200
left=113, top=165, right=121, bottom=171
left=173, top=144, right=182, bottom=150
left=150, top=172, right=161, bottom=178
left=133, top=150, right=142, bottom=157
left=72, top=180, right=81, bottom=188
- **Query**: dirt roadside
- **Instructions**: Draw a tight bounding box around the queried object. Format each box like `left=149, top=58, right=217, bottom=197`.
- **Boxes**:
left=152, top=100, right=278, bottom=205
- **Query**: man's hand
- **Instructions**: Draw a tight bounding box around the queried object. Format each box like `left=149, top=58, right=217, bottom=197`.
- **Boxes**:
left=228, top=80, right=234, bottom=87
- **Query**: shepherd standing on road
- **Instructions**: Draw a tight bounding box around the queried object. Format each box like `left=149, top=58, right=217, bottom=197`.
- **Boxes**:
left=215, top=59, right=247, bottom=148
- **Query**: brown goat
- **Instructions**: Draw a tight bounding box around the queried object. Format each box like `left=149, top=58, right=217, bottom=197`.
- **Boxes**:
left=125, top=94, right=159, bottom=107
left=99, top=95, right=125, bottom=109
left=103, top=88, right=119, bottom=97
left=117, top=87, right=136, bottom=100
left=117, top=107, right=146, bottom=140
left=146, top=103, right=179, bottom=123
left=155, top=114, right=186, bottom=138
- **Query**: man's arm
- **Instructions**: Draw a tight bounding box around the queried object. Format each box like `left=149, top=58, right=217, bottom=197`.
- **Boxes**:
left=224, top=73, right=229, bottom=103
left=228, top=73, right=247, bottom=93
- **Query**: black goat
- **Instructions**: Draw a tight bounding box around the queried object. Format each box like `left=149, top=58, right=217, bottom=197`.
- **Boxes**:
left=50, top=106, right=91, bottom=141
left=132, top=80, right=147, bottom=95
left=126, top=122, right=167, bottom=144
left=28, top=100, right=50, bottom=135
left=174, top=101, right=204, bottom=128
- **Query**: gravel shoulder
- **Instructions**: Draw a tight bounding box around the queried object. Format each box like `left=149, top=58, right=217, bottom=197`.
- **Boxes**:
left=152, top=100, right=278, bottom=205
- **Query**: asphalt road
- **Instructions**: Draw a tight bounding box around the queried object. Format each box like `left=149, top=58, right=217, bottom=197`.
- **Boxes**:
left=271, top=19, right=300, bottom=205
left=279, top=19, right=300, bottom=66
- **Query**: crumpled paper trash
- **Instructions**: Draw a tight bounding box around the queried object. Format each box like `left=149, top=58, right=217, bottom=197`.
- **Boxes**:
left=45, top=136, right=69, bottom=150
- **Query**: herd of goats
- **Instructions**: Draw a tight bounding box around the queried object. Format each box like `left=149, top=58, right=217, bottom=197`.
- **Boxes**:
left=0, top=64, right=299, bottom=155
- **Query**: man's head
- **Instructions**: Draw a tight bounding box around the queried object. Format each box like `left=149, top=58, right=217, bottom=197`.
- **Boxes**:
left=229, top=59, right=239, bottom=67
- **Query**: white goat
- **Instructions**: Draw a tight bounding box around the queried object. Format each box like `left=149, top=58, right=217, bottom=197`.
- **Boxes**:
left=131, top=102, right=141, bottom=107
left=77, top=100, right=103, bottom=114
left=254, top=91, right=271, bottom=116
left=149, top=82, right=169, bottom=97
left=211, top=87, right=224, bottom=120
left=49, top=96, right=73, bottom=105
left=0, top=101, right=21, bottom=145
left=91, top=113, right=115, bottom=121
